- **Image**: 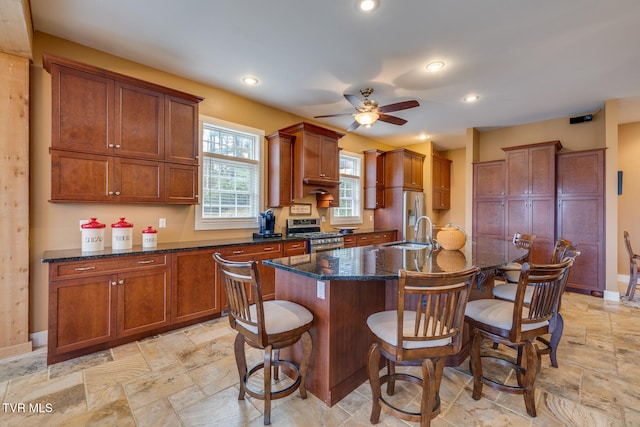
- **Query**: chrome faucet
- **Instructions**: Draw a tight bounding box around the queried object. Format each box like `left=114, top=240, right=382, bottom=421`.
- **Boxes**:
left=414, top=216, right=435, bottom=246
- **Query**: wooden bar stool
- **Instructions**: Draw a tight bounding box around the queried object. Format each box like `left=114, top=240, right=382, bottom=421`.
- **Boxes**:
left=213, top=253, right=313, bottom=425
left=366, top=266, right=480, bottom=427
left=624, top=231, right=640, bottom=300
left=465, top=258, right=574, bottom=417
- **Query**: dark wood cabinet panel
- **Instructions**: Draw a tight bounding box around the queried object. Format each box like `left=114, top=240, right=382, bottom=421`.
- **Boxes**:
left=266, top=131, right=294, bottom=207
left=50, top=63, right=114, bottom=154
left=116, top=268, right=171, bottom=338
left=165, top=163, right=198, bottom=204
left=165, top=96, right=199, bottom=165
left=384, top=148, right=424, bottom=191
left=284, top=240, right=308, bottom=255
left=172, top=250, right=220, bottom=324
left=556, top=149, right=605, bottom=295
left=473, top=199, right=505, bottom=238
left=49, top=275, right=115, bottom=356
left=473, top=160, right=505, bottom=239
left=364, top=149, right=386, bottom=209
left=51, top=150, right=112, bottom=202
left=432, top=155, right=451, bottom=210
left=473, top=160, right=505, bottom=199
left=115, top=82, right=164, bottom=160
left=116, top=157, right=164, bottom=203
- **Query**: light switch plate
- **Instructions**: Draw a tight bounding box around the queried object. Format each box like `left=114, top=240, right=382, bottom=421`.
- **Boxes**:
left=317, top=281, right=325, bottom=299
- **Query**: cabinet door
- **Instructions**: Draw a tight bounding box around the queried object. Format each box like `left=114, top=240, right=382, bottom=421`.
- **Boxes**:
left=116, top=267, right=170, bottom=338
left=320, top=135, right=340, bottom=181
left=505, top=149, right=529, bottom=197
left=302, top=132, right=323, bottom=180
left=114, top=82, right=164, bottom=160
left=433, top=190, right=450, bottom=210
left=49, top=275, right=116, bottom=356
left=529, top=145, right=556, bottom=197
left=172, top=250, right=220, bottom=323
left=165, top=163, right=198, bottom=204
left=165, top=96, right=199, bottom=165
left=529, top=197, right=555, bottom=263
left=473, top=199, right=504, bottom=238
left=284, top=240, right=308, bottom=256
left=51, top=64, right=113, bottom=154
left=115, top=157, right=164, bottom=203
left=504, top=198, right=529, bottom=241
left=473, top=161, right=505, bottom=198
left=51, top=150, right=112, bottom=202
left=267, top=132, right=294, bottom=207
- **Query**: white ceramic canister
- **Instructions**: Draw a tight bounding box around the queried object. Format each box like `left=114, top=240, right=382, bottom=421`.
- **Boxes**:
left=111, top=217, right=133, bottom=250
left=81, top=217, right=106, bottom=252
left=141, top=225, right=158, bottom=249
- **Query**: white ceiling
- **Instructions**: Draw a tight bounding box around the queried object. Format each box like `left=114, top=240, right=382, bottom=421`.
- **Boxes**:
left=30, top=0, right=640, bottom=150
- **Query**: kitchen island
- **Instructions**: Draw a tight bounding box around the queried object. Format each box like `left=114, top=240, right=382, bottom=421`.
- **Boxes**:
left=263, top=238, right=528, bottom=406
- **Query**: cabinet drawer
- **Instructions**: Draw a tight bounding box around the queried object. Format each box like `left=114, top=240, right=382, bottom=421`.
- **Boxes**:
left=343, top=235, right=357, bottom=248
left=217, top=242, right=282, bottom=257
left=284, top=240, right=308, bottom=255
left=50, top=253, right=168, bottom=281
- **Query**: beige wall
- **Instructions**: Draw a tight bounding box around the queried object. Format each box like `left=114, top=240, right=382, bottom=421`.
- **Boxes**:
left=30, top=32, right=399, bottom=333
left=618, top=122, right=640, bottom=273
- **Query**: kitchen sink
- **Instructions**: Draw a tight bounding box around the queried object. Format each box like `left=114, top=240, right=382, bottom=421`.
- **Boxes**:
left=385, top=242, right=432, bottom=250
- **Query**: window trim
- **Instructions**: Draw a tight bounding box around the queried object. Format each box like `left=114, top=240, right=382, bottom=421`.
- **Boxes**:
left=330, top=150, right=363, bottom=226
left=195, top=116, right=265, bottom=231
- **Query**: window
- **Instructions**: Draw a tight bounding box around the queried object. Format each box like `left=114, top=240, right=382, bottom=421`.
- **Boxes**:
left=195, top=116, right=264, bottom=230
left=330, top=152, right=362, bottom=225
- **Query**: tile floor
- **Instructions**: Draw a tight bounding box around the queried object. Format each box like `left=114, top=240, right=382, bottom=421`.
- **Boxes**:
left=1, top=283, right=639, bottom=426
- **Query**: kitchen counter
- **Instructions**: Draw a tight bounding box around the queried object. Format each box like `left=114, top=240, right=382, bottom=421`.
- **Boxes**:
left=41, top=229, right=397, bottom=263
left=263, top=237, right=528, bottom=280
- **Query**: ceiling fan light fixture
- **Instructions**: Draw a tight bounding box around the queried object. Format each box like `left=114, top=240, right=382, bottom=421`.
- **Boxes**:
left=354, top=111, right=379, bottom=126
left=464, top=94, right=480, bottom=103
left=358, top=0, right=379, bottom=12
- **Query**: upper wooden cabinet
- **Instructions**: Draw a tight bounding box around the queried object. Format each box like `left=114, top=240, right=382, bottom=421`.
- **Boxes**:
left=266, top=122, right=344, bottom=207
left=364, top=149, right=386, bottom=209
left=266, top=131, right=294, bottom=207
left=43, top=53, right=202, bottom=204
left=384, top=148, right=425, bottom=191
left=432, top=155, right=452, bottom=210
left=504, top=141, right=560, bottom=198
left=472, top=160, right=506, bottom=239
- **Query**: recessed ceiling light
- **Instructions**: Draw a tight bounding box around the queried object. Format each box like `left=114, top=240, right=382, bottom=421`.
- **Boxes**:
left=464, top=95, right=480, bottom=103
left=426, top=61, right=445, bottom=72
left=242, top=76, right=259, bottom=86
left=418, top=134, right=429, bottom=141
left=358, top=0, right=379, bottom=12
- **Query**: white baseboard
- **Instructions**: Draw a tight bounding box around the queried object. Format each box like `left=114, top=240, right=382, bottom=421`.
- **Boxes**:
left=603, top=290, right=620, bottom=301
left=30, top=330, right=48, bottom=349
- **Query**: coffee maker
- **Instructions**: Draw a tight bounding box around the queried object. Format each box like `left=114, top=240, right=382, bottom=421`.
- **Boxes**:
left=253, top=209, right=281, bottom=238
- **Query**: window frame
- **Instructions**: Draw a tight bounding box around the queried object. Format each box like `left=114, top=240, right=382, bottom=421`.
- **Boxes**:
left=195, top=116, right=265, bottom=231
left=330, top=150, right=363, bottom=225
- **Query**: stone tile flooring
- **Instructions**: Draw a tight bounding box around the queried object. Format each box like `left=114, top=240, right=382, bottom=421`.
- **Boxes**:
left=1, top=285, right=639, bottom=426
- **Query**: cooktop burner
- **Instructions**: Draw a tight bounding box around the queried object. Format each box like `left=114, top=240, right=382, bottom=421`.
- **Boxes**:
left=287, top=231, right=343, bottom=239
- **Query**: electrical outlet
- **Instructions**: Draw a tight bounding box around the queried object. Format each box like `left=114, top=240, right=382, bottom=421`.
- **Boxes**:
left=317, top=281, right=325, bottom=300
left=79, top=219, right=89, bottom=231
left=369, top=214, right=373, bottom=221
left=321, top=215, right=326, bottom=223
left=159, top=218, right=167, bottom=228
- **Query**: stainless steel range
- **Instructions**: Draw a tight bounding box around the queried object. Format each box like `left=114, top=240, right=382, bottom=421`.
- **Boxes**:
left=286, top=218, right=344, bottom=253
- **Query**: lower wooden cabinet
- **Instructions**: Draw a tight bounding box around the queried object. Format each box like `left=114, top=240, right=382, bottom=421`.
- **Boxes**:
left=47, top=253, right=170, bottom=364
left=217, top=242, right=283, bottom=302
left=172, top=249, right=220, bottom=324
left=356, top=231, right=397, bottom=246
left=284, top=240, right=308, bottom=256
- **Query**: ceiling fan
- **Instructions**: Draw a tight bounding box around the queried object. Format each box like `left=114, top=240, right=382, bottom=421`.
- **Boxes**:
left=314, top=88, right=420, bottom=132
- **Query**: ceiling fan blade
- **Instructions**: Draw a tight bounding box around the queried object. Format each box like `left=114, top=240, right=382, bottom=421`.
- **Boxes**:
left=344, top=94, right=363, bottom=109
left=378, top=100, right=420, bottom=113
left=377, top=114, right=408, bottom=126
left=314, top=113, right=354, bottom=118
left=347, top=120, right=360, bottom=132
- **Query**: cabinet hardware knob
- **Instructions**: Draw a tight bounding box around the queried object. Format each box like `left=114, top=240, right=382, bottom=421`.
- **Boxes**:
left=115, top=145, right=121, bottom=148
left=75, top=266, right=96, bottom=271
left=108, top=144, right=114, bottom=148
left=115, top=191, right=121, bottom=196
left=111, top=281, right=117, bottom=286
left=137, top=260, right=156, bottom=265
left=264, top=247, right=273, bottom=251
left=108, top=191, right=114, bottom=195
left=233, top=250, right=244, bottom=254
left=118, top=279, right=125, bottom=285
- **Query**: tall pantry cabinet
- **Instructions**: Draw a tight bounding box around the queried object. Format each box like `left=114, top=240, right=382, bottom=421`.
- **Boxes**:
left=503, top=141, right=561, bottom=263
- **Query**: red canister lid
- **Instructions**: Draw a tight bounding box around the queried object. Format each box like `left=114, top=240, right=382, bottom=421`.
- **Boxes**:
left=142, top=226, right=157, bottom=234
left=81, top=217, right=106, bottom=229
left=111, top=217, right=133, bottom=228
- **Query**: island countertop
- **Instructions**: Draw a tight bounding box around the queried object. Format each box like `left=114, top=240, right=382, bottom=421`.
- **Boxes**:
left=263, top=237, right=528, bottom=280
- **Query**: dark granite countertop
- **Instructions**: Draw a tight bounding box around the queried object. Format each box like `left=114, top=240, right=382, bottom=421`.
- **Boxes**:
left=41, top=229, right=397, bottom=263
left=263, top=237, right=528, bottom=281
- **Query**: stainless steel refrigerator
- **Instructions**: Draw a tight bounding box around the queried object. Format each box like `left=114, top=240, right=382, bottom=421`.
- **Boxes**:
left=402, top=191, right=425, bottom=241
